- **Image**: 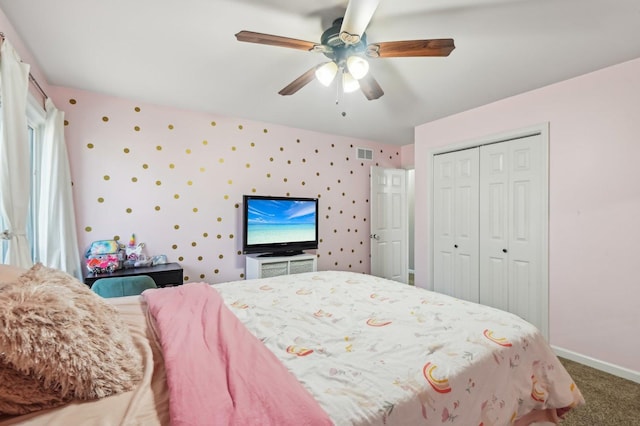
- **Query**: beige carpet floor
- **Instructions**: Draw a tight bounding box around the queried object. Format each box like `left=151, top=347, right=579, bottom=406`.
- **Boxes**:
left=559, top=357, right=640, bottom=425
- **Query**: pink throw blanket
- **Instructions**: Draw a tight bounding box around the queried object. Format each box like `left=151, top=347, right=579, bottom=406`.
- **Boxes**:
left=143, top=283, right=332, bottom=426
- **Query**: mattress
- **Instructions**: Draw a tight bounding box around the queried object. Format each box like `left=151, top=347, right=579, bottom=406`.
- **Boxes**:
left=1, top=270, right=583, bottom=425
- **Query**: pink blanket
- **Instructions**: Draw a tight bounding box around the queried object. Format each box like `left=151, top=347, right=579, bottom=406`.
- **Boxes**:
left=143, top=283, right=332, bottom=426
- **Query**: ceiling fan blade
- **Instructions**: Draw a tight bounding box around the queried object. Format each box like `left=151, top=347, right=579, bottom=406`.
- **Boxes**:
left=366, top=39, right=455, bottom=58
left=339, top=0, right=380, bottom=45
left=278, top=66, right=319, bottom=96
left=235, top=30, right=319, bottom=51
left=359, top=73, right=384, bottom=100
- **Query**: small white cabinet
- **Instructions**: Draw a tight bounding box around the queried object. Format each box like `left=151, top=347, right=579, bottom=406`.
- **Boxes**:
left=245, top=253, right=317, bottom=279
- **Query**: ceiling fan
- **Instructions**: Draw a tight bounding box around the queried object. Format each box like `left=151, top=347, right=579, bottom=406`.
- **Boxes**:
left=235, top=0, right=455, bottom=101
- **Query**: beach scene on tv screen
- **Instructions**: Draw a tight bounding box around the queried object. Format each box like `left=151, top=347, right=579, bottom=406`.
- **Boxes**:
left=247, top=199, right=316, bottom=244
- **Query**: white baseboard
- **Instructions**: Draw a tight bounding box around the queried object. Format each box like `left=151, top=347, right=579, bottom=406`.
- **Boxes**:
left=552, top=345, right=640, bottom=384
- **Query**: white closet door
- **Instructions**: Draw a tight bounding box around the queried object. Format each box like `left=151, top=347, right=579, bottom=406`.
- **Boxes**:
left=433, top=148, right=479, bottom=302
left=479, top=135, right=545, bottom=329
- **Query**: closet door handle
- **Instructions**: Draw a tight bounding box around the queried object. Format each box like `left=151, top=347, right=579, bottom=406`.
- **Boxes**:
left=502, top=248, right=508, bottom=253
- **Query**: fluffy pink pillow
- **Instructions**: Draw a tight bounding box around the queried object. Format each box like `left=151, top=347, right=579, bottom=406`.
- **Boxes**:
left=0, top=263, right=143, bottom=416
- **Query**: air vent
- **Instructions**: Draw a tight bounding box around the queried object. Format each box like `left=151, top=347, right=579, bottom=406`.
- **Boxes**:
left=356, top=147, right=373, bottom=161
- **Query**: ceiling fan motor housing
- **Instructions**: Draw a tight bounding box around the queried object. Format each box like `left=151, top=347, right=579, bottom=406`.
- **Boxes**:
left=321, top=18, right=368, bottom=65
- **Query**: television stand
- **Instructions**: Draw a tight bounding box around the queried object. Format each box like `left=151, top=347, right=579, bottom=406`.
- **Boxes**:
left=245, top=253, right=317, bottom=279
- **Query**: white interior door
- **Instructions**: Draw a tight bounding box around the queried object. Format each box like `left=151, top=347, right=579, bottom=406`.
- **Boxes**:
left=433, top=148, right=480, bottom=301
left=480, top=135, right=547, bottom=333
left=370, top=167, right=408, bottom=283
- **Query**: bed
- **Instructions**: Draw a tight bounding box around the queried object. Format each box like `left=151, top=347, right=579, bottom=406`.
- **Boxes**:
left=0, top=266, right=583, bottom=425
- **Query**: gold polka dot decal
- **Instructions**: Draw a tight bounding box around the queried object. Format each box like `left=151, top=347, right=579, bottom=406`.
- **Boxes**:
left=102, top=116, right=109, bottom=122
left=202, top=140, right=208, bottom=146
left=203, top=233, right=209, bottom=238
left=134, top=106, right=141, bottom=112
left=174, top=225, right=180, bottom=230
left=142, top=164, right=149, bottom=169
left=169, top=163, right=175, bottom=169
left=97, top=197, right=104, bottom=203
left=156, top=146, right=162, bottom=151
left=186, top=149, right=191, bottom=154
left=85, top=226, right=92, bottom=232
left=238, top=124, right=243, bottom=130
left=131, top=177, right=138, bottom=182
left=87, top=143, right=94, bottom=149
left=103, top=175, right=110, bottom=181
left=126, top=208, right=132, bottom=214
left=69, top=99, right=77, bottom=105
left=134, top=126, right=140, bottom=131
left=168, top=124, right=174, bottom=130
left=155, top=206, right=161, bottom=211
left=187, top=180, right=193, bottom=186
left=64, top=120, right=69, bottom=126
left=211, top=121, right=216, bottom=127
left=124, top=148, right=130, bottom=153
left=263, top=129, right=268, bottom=133
left=174, top=194, right=180, bottom=199
left=155, top=180, right=162, bottom=186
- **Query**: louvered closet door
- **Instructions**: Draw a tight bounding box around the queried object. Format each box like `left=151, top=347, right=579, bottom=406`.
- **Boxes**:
left=433, top=148, right=479, bottom=302
left=479, top=135, right=544, bottom=328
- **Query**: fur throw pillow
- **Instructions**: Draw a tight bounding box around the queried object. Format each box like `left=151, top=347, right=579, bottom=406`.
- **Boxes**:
left=0, top=263, right=143, bottom=416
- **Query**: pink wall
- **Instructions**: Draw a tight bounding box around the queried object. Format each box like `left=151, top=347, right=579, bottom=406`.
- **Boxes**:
left=51, top=86, right=401, bottom=284
left=414, top=58, right=640, bottom=374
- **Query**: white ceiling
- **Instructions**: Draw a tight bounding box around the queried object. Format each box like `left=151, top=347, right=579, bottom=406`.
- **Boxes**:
left=2, top=0, right=639, bottom=146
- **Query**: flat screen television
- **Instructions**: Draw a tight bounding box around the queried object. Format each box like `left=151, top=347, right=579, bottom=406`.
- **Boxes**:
left=242, top=195, right=319, bottom=256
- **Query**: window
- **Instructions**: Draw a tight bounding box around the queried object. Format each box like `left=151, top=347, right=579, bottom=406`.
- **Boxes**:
left=0, top=94, right=45, bottom=263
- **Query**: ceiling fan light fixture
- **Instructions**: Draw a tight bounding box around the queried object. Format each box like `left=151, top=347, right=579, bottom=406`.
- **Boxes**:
left=315, top=61, right=339, bottom=87
left=342, top=71, right=360, bottom=93
left=346, top=55, right=369, bottom=80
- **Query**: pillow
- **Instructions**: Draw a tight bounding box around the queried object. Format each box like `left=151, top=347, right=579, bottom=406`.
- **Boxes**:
left=0, top=263, right=27, bottom=284
left=0, top=263, right=143, bottom=416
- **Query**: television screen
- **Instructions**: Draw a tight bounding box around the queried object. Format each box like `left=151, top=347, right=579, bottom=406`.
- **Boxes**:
left=242, top=195, right=318, bottom=256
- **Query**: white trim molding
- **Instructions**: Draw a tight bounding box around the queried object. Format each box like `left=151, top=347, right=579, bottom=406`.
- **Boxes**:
left=552, top=346, right=640, bottom=384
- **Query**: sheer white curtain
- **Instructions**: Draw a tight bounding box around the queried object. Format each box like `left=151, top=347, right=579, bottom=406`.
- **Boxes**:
left=0, top=39, right=33, bottom=268
left=38, top=98, right=82, bottom=278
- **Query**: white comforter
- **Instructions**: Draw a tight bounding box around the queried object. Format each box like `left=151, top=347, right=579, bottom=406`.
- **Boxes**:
left=214, top=270, right=583, bottom=426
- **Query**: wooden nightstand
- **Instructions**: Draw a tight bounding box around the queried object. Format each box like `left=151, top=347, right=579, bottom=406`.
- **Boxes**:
left=84, top=262, right=183, bottom=288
